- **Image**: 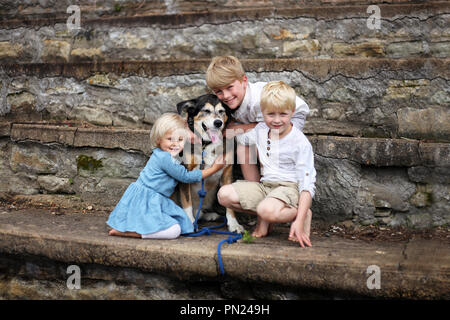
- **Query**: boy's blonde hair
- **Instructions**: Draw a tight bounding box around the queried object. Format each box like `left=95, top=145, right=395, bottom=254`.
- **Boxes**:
left=150, top=113, right=187, bottom=150
left=260, top=81, right=296, bottom=113
left=206, top=56, right=246, bottom=89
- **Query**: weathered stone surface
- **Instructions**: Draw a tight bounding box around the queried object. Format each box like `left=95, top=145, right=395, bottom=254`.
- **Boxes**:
left=398, top=107, right=450, bottom=141
left=332, top=41, right=386, bottom=57
left=386, top=41, right=424, bottom=58
left=0, top=42, right=23, bottom=62
left=283, top=40, right=321, bottom=57
left=1, top=58, right=448, bottom=139
left=41, top=40, right=71, bottom=63
left=310, top=136, right=422, bottom=167
left=70, top=47, right=104, bottom=61
left=0, top=123, right=11, bottom=137
left=11, top=124, right=77, bottom=146
left=73, top=127, right=152, bottom=155
left=37, top=175, right=75, bottom=194
left=1, top=5, right=449, bottom=61
left=3, top=125, right=449, bottom=227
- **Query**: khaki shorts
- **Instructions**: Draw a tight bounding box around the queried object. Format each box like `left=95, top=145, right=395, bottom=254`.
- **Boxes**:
left=232, top=180, right=299, bottom=212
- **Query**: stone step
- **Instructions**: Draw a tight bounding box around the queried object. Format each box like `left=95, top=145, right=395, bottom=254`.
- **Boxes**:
left=2, top=0, right=444, bottom=21
left=1, top=2, right=448, bottom=62
left=1, top=58, right=449, bottom=141
left=0, top=208, right=448, bottom=299
left=3, top=122, right=449, bottom=167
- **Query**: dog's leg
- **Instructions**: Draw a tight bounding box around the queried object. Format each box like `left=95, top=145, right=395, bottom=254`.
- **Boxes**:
left=221, top=165, right=245, bottom=233
left=179, top=182, right=194, bottom=223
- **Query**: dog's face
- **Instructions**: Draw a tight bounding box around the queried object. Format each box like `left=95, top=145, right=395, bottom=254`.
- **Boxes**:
left=177, top=94, right=231, bottom=144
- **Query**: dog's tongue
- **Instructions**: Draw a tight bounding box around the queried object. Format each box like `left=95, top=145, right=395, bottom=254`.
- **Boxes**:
left=207, top=129, right=220, bottom=143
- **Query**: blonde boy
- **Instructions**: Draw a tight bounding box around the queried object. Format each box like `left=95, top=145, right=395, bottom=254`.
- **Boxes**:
left=206, top=56, right=310, bottom=181
left=217, top=81, right=315, bottom=247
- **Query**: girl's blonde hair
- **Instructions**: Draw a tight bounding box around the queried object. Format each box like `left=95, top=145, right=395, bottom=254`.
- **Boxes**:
left=260, top=81, right=296, bottom=113
left=150, top=113, right=187, bottom=150
left=206, top=56, right=246, bottom=90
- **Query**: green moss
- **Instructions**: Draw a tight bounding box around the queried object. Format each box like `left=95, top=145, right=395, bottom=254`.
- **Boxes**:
left=114, top=3, right=123, bottom=12
left=76, top=155, right=103, bottom=173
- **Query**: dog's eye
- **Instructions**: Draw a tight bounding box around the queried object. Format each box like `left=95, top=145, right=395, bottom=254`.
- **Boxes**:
left=218, top=110, right=225, bottom=114
left=203, top=110, right=211, bottom=114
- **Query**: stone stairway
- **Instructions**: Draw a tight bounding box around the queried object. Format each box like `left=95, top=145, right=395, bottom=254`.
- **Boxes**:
left=1, top=0, right=449, bottom=227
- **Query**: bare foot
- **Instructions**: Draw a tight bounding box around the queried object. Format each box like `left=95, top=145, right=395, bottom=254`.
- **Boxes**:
left=252, top=219, right=273, bottom=238
left=108, top=229, right=141, bottom=238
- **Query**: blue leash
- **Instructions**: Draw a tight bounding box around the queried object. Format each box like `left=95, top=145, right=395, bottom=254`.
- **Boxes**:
left=182, top=151, right=242, bottom=275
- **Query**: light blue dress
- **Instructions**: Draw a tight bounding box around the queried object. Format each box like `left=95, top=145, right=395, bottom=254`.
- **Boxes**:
left=106, top=148, right=202, bottom=235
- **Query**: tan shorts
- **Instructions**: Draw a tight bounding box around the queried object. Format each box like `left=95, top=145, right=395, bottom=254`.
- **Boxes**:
left=231, top=180, right=299, bottom=212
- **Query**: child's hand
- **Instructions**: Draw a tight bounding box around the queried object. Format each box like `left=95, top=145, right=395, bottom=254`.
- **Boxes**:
left=289, top=219, right=312, bottom=248
left=224, top=128, right=239, bottom=139
left=212, top=155, right=226, bottom=169
left=201, top=155, right=227, bottom=179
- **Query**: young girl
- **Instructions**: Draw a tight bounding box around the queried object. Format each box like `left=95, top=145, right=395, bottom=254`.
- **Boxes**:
left=107, top=113, right=225, bottom=239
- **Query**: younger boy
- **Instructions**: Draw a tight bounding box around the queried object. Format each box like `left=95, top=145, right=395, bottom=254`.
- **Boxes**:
left=217, top=81, right=316, bottom=248
left=206, top=56, right=309, bottom=181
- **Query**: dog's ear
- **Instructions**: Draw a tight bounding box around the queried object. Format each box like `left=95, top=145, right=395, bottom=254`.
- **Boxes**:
left=176, top=99, right=197, bottom=120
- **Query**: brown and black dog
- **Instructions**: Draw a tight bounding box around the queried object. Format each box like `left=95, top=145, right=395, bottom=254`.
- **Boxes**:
left=176, top=94, right=244, bottom=233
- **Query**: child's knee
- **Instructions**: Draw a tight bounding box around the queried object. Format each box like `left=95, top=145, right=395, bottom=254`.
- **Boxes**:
left=256, top=200, right=276, bottom=221
left=217, top=185, right=231, bottom=206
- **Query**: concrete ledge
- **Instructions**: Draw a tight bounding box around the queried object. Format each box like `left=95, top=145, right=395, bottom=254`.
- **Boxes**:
left=10, top=123, right=151, bottom=155
left=7, top=123, right=450, bottom=167
left=0, top=2, right=448, bottom=29
left=1, top=58, right=448, bottom=80
left=0, top=208, right=448, bottom=299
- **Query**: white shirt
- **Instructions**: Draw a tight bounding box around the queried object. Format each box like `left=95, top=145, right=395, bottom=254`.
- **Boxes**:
left=237, top=122, right=316, bottom=198
left=232, top=81, right=310, bottom=131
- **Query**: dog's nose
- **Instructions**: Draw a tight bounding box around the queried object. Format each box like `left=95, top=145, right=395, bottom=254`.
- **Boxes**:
left=213, top=120, right=223, bottom=128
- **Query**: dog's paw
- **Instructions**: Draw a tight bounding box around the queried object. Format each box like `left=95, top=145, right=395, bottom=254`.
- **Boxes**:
left=227, top=218, right=245, bottom=234
left=201, top=212, right=221, bottom=222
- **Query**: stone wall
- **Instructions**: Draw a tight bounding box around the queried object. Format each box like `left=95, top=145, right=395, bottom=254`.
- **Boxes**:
left=1, top=59, right=449, bottom=141
left=1, top=124, right=448, bottom=228
left=1, top=3, right=449, bottom=62
left=0, top=1, right=449, bottom=229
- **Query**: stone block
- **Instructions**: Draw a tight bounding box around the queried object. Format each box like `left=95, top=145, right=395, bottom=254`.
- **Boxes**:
left=282, top=40, right=320, bottom=57
left=41, top=40, right=71, bottom=63
left=11, top=124, right=76, bottom=146
left=311, top=136, right=421, bottom=167
left=73, top=127, right=151, bottom=155
left=385, top=79, right=430, bottom=100
left=0, top=123, right=11, bottom=137
left=430, top=42, right=450, bottom=58
left=418, top=142, right=450, bottom=166
left=386, top=41, right=423, bottom=58
left=398, top=107, right=450, bottom=141
left=9, top=144, right=59, bottom=175
left=332, top=41, right=385, bottom=57
left=37, top=176, right=75, bottom=194
left=68, top=106, right=113, bottom=126
left=0, top=42, right=23, bottom=62
left=70, top=48, right=104, bottom=61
